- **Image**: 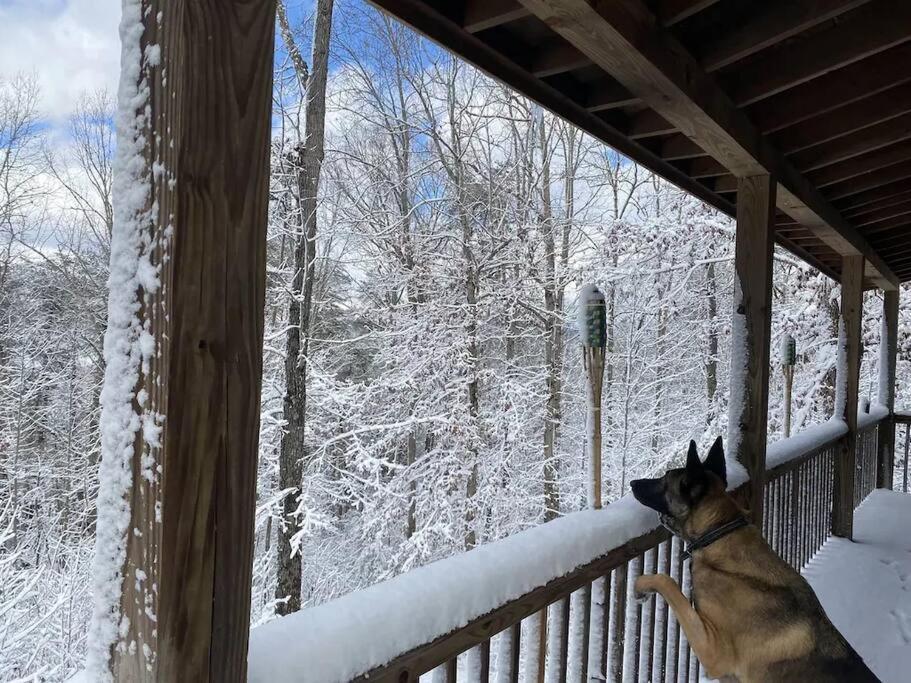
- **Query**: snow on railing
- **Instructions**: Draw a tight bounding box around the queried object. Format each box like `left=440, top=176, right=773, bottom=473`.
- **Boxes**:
left=247, top=496, right=658, bottom=683
left=247, top=413, right=892, bottom=683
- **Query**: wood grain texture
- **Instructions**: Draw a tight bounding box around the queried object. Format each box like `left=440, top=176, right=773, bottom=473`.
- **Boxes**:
left=733, top=175, right=776, bottom=525
left=832, top=255, right=864, bottom=539
left=113, top=1, right=276, bottom=681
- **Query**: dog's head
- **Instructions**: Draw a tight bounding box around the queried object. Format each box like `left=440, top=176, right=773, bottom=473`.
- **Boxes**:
left=630, top=436, right=727, bottom=538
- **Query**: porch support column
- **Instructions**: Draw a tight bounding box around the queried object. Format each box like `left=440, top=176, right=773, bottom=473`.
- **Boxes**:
left=832, top=255, right=864, bottom=539
left=877, top=289, right=900, bottom=489
left=730, top=174, right=775, bottom=525
left=91, top=1, right=277, bottom=681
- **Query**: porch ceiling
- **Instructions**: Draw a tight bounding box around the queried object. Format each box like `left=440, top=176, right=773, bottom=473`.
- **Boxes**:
left=367, top=0, right=911, bottom=288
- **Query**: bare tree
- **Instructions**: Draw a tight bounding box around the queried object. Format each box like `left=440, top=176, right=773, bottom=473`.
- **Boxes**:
left=275, top=0, right=335, bottom=616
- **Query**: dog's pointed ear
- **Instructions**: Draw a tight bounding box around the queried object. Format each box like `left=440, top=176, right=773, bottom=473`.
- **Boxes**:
left=703, top=435, right=726, bottom=486
left=686, top=440, right=701, bottom=473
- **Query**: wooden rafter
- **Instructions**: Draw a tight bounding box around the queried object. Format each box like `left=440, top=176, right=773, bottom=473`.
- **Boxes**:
left=747, top=43, right=911, bottom=133
left=657, top=0, right=721, bottom=26
left=726, top=1, right=911, bottom=107
left=834, top=180, right=911, bottom=211
left=772, top=84, right=911, bottom=154
left=462, top=0, right=529, bottom=33
left=789, top=112, right=911, bottom=172
left=809, top=140, right=911, bottom=188
left=699, top=0, right=871, bottom=72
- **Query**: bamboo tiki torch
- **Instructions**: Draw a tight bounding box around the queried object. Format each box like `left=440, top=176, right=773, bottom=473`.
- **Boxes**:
left=580, top=285, right=607, bottom=509
left=782, top=334, right=796, bottom=438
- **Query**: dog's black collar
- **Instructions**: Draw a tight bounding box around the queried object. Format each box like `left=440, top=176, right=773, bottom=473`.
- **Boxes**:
left=682, top=516, right=749, bottom=560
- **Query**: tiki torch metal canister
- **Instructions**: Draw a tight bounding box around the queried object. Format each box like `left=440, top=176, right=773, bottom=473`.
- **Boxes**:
left=580, top=285, right=607, bottom=509
left=782, top=334, right=796, bottom=438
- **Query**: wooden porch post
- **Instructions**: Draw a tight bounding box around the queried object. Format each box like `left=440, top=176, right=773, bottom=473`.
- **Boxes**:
left=730, top=174, right=775, bottom=525
left=95, top=2, right=277, bottom=681
left=877, top=289, right=900, bottom=489
left=832, top=255, right=864, bottom=539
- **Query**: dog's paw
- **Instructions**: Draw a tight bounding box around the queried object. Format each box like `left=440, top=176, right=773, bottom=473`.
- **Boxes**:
left=634, top=590, right=651, bottom=605
left=634, top=575, right=655, bottom=599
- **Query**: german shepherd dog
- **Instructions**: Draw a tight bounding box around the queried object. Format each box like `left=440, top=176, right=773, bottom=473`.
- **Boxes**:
left=630, top=437, right=880, bottom=682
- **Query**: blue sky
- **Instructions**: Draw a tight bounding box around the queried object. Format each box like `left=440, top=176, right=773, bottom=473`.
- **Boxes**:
left=0, top=0, right=322, bottom=125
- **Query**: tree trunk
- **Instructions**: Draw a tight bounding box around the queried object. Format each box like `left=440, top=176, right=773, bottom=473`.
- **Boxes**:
left=276, top=0, right=334, bottom=617
left=540, top=115, right=560, bottom=522
left=705, top=259, right=719, bottom=422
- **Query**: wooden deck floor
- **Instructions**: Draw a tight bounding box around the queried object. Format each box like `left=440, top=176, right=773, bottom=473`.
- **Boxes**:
left=803, top=490, right=911, bottom=683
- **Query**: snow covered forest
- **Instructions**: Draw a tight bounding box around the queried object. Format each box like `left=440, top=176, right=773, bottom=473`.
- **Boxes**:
left=1, top=1, right=910, bottom=679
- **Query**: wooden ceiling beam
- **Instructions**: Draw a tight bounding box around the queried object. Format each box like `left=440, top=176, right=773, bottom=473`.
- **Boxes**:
left=747, top=44, right=911, bottom=133
left=825, top=162, right=911, bottom=201
left=852, top=200, right=911, bottom=228
left=700, top=0, right=871, bottom=72
left=516, top=0, right=899, bottom=288
left=688, top=156, right=727, bottom=179
left=585, top=80, right=641, bottom=111
left=530, top=42, right=591, bottom=77
left=660, top=135, right=707, bottom=161
left=834, top=180, right=911, bottom=212
left=844, top=190, right=911, bottom=218
left=628, top=110, right=676, bottom=139
left=726, top=1, right=911, bottom=107
left=790, top=112, right=911, bottom=172
left=463, top=0, right=530, bottom=33
left=809, top=141, right=911, bottom=189
left=772, top=84, right=911, bottom=154
left=657, top=0, right=722, bottom=26
left=863, top=215, right=911, bottom=234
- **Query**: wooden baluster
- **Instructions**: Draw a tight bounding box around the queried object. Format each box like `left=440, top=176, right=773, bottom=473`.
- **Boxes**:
left=446, top=658, right=457, bottom=682
left=644, top=548, right=658, bottom=682
left=904, top=423, right=910, bottom=493
left=774, top=476, right=784, bottom=557
left=813, top=453, right=826, bottom=555
left=559, top=595, right=571, bottom=683
left=608, top=566, right=626, bottom=682
left=671, top=538, right=684, bottom=682
left=480, top=641, right=490, bottom=683
left=798, top=467, right=805, bottom=564
left=510, top=623, right=521, bottom=683
left=657, top=540, right=671, bottom=682
left=682, top=559, right=693, bottom=681
left=627, top=557, right=643, bottom=681
left=580, top=582, right=591, bottom=682
left=594, top=575, right=610, bottom=681
left=791, top=469, right=799, bottom=567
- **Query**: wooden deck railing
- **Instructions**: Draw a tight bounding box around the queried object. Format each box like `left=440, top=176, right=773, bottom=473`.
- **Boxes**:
left=357, top=418, right=887, bottom=683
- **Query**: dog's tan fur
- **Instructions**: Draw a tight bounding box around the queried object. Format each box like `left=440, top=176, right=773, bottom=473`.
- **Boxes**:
left=632, top=446, right=879, bottom=682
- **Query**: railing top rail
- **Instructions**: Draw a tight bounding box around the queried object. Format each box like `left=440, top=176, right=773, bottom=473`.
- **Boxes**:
left=248, top=495, right=662, bottom=683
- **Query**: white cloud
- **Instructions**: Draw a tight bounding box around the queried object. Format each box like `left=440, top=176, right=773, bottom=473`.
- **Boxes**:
left=0, top=0, right=120, bottom=122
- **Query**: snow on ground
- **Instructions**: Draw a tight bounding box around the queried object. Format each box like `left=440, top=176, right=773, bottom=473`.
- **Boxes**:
left=803, top=489, right=911, bottom=683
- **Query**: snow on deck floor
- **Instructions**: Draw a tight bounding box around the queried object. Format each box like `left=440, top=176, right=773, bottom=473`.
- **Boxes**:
left=802, top=490, right=911, bottom=683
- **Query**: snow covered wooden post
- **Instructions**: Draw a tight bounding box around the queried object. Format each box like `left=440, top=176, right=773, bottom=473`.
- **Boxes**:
left=86, top=1, right=276, bottom=681
left=580, top=285, right=607, bottom=509
left=877, top=289, right=899, bottom=489
left=728, top=175, right=775, bottom=525
left=832, top=255, right=864, bottom=539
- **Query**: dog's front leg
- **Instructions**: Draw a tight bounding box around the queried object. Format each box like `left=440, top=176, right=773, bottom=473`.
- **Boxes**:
left=635, top=574, right=727, bottom=679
